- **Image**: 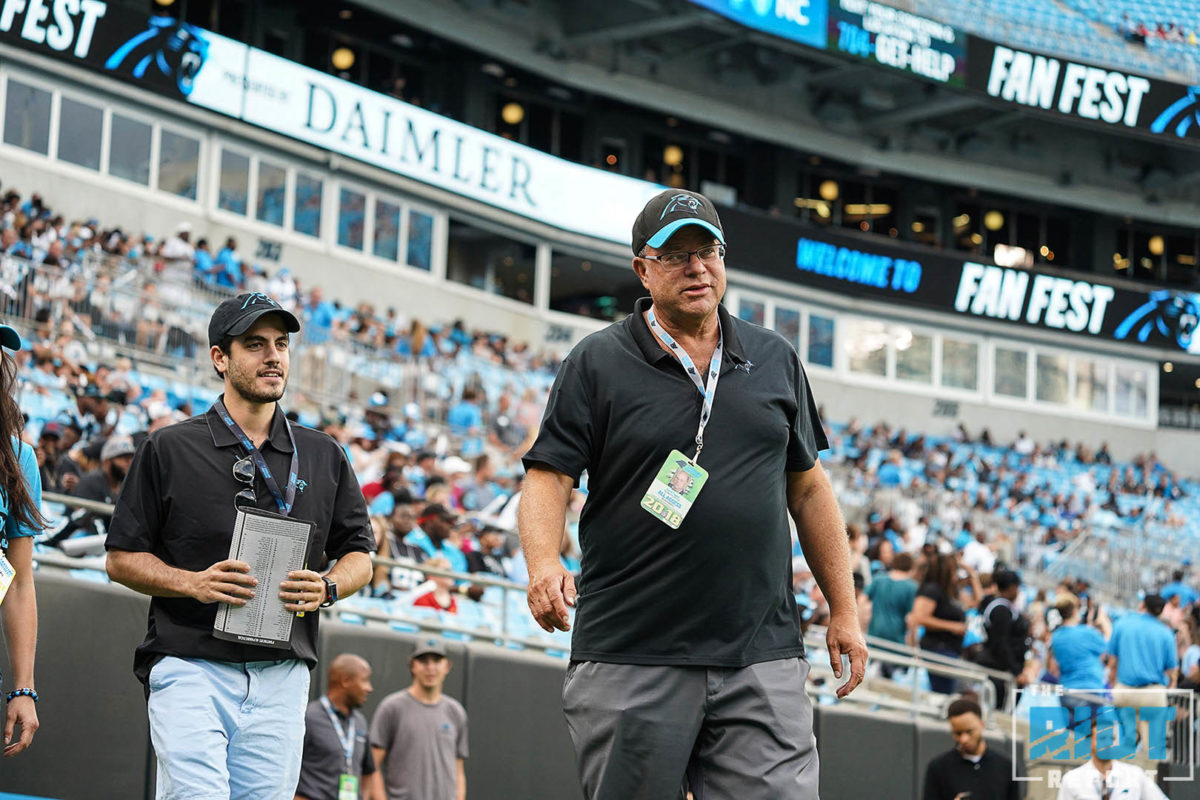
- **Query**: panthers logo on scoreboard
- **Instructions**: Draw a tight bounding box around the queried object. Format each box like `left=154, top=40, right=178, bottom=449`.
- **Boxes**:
left=1113, top=290, right=1200, bottom=350
left=1150, top=86, right=1200, bottom=140
left=104, top=16, right=210, bottom=97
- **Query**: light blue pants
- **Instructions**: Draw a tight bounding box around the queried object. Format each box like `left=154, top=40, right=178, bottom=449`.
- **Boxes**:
left=147, top=656, right=310, bottom=800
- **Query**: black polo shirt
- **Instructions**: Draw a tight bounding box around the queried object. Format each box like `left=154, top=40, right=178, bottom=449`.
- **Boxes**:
left=523, top=297, right=827, bottom=667
left=106, top=403, right=375, bottom=686
left=922, top=748, right=1019, bottom=800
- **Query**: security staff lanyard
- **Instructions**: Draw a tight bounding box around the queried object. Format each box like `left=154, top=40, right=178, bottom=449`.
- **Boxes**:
left=321, top=696, right=357, bottom=775
left=647, top=306, right=723, bottom=464
left=214, top=398, right=299, bottom=515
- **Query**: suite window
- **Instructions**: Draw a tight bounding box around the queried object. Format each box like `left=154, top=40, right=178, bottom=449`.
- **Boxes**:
left=3, top=80, right=51, bottom=154
left=1115, top=366, right=1148, bottom=418
left=895, top=329, right=932, bottom=384
left=1035, top=353, right=1069, bottom=405
left=446, top=220, right=535, bottom=305
left=293, top=174, right=323, bottom=237
left=1073, top=359, right=1109, bottom=412
left=158, top=130, right=199, bottom=200
left=549, top=252, right=640, bottom=321
left=807, top=313, right=834, bottom=368
left=373, top=199, right=401, bottom=261
left=406, top=209, right=433, bottom=271
left=218, top=149, right=250, bottom=215
left=774, top=307, right=801, bottom=351
left=255, top=161, right=287, bottom=227
left=337, top=187, right=366, bottom=251
left=993, top=347, right=1028, bottom=398
left=109, top=114, right=152, bottom=185
left=845, top=319, right=888, bottom=377
left=57, top=97, right=102, bottom=171
left=941, top=338, right=978, bottom=391
left=738, top=298, right=765, bottom=327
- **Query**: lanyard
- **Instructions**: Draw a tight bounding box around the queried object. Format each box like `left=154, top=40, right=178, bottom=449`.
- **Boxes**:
left=320, top=697, right=357, bottom=774
left=646, top=306, right=723, bottom=464
left=214, top=398, right=299, bottom=515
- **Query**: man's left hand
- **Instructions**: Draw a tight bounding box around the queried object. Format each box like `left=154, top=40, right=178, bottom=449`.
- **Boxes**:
left=280, top=569, right=326, bottom=612
left=826, top=613, right=868, bottom=698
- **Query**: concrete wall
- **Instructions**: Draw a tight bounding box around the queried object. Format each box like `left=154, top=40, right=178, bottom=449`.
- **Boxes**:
left=0, top=572, right=1053, bottom=800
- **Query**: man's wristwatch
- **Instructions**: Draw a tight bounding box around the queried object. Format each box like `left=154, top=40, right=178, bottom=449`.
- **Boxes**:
left=320, top=576, right=338, bottom=607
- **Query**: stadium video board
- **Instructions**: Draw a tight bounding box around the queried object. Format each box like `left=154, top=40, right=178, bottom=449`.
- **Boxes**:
left=688, top=0, right=828, bottom=49
left=0, top=1, right=662, bottom=246
left=967, top=38, right=1200, bottom=147
left=719, top=204, right=1200, bottom=354
left=826, top=0, right=967, bottom=86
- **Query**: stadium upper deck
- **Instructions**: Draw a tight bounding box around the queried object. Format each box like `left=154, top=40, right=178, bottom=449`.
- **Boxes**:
left=0, top=0, right=1198, bottom=454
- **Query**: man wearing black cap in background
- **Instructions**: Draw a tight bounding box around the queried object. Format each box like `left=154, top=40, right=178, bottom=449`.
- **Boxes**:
left=106, top=292, right=376, bottom=799
left=520, top=189, right=866, bottom=799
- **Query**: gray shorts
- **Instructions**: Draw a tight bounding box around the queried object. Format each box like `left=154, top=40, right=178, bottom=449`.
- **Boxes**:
left=562, top=658, right=819, bottom=800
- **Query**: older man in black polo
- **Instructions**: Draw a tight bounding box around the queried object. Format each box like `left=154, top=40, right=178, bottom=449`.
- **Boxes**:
left=518, top=189, right=867, bottom=799
left=106, top=292, right=375, bottom=800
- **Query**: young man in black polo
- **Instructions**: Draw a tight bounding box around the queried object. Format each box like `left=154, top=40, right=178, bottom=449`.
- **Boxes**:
left=518, top=189, right=867, bottom=799
left=922, top=697, right=1019, bottom=800
left=106, top=292, right=375, bottom=800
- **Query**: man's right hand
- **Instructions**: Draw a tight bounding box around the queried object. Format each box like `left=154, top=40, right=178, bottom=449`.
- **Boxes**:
left=526, top=563, right=577, bottom=632
left=188, top=559, right=257, bottom=605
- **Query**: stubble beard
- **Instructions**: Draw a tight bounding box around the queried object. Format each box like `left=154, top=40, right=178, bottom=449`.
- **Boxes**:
left=228, top=361, right=288, bottom=405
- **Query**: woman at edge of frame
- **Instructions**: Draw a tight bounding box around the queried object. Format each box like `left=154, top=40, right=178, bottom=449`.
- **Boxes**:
left=0, top=322, right=43, bottom=757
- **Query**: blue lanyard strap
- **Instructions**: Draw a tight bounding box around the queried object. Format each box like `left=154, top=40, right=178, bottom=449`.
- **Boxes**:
left=646, top=306, right=723, bottom=464
left=320, top=696, right=357, bottom=773
left=214, top=398, right=299, bottom=515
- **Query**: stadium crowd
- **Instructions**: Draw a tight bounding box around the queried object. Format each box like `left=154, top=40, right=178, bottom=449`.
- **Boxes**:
left=5, top=181, right=1200, bottom=700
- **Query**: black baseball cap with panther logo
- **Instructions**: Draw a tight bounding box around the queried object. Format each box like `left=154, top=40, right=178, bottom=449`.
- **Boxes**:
left=631, top=189, right=725, bottom=255
left=208, top=292, right=300, bottom=347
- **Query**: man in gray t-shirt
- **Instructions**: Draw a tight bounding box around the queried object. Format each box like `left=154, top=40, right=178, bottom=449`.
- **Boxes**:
left=371, top=639, right=468, bottom=800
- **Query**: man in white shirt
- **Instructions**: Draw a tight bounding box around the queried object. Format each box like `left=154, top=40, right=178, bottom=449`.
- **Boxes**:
left=1058, top=717, right=1167, bottom=799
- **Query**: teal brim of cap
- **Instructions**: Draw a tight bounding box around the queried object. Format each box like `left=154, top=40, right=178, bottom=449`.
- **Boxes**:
left=646, top=219, right=725, bottom=249
left=0, top=325, right=19, bottom=351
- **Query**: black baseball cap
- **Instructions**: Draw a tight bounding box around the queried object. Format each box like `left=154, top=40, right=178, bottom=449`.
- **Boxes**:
left=208, top=292, right=300, bottom=347
left=0, top=324, right=19, bottom=351
left=631, top=189, right=725, bottom=255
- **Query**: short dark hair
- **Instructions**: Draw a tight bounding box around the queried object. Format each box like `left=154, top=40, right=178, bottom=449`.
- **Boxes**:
left=1145, top=594, right=1166, bottom=617
left=993, top=570, right=1021, bottom=591
left=891, top=552, right=914, bottom=572
left=947, top=697, right=982, bottom=720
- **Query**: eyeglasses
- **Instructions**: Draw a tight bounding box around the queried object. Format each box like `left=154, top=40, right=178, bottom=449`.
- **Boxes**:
left=233, top=455, right=256, bottom=509
left=639, top=244, right=726, bottom=271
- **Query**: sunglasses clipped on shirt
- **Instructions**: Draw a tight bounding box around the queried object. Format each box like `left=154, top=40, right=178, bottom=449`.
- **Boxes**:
left=639, top=244, right=726, bottom=272
left=233, top=454, right=256, bottom=509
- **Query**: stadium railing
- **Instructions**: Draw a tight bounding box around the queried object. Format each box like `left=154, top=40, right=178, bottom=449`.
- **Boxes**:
left=35, top=492, right=1021, bottom=726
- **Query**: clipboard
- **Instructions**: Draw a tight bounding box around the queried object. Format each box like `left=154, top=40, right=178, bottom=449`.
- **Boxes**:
left=213, top=506, right=316, bottom=649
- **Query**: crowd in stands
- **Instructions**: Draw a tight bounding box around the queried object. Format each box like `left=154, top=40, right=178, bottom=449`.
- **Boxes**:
left=7, top=182, right=1200, bottom=685
left=1116, top=14, right=1199, bottom=44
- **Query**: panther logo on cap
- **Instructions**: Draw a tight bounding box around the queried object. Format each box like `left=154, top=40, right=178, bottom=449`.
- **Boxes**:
left=240, top=292, right=278, bottom=310
left=660, top=193, right=702, bottom=220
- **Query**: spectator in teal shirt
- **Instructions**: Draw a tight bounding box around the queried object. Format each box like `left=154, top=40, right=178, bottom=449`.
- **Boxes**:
left=866, top=552, right=917, bottom=677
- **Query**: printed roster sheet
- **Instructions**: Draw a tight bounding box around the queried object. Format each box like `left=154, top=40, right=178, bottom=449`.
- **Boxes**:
left=213, top=507, right=315, bottom=649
